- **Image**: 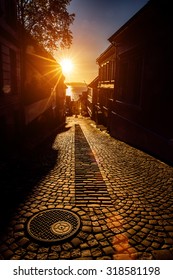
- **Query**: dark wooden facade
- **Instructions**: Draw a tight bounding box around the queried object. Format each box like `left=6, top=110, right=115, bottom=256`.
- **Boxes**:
left=95, top=0, right=173, bottom=163
left=87, top=76, right=98, bottom=121
left=96, top=44, right=116, bottom=128
left=0, top=0, right=22, bottom=158
left=23, top=37, right=66, bottom=149
left=0, top=0, right=66, bottom=159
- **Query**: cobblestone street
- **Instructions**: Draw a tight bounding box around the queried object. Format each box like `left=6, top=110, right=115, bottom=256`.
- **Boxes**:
left=0, top=116, right=173, bottom=260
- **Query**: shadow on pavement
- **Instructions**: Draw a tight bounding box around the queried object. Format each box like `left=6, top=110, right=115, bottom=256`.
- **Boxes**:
left=0, top=131, right=59, bottom=231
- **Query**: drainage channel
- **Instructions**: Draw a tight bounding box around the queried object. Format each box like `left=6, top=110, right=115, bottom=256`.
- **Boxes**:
left=75, top=124, right=111, bottom=207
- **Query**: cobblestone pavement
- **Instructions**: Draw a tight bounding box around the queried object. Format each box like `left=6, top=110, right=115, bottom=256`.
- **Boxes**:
left=0, top=116, right=173, bottom=260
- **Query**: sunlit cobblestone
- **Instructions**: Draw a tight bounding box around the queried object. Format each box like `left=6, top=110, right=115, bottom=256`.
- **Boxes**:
left=0, top=116, right=173, bottom=260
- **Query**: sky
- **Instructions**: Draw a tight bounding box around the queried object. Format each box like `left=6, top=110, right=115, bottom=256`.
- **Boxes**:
left=55, top=0, right=149, bottom=84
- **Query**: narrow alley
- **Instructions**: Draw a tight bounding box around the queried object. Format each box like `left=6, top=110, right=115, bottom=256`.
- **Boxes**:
left=0, top=116, right=173, bottom=260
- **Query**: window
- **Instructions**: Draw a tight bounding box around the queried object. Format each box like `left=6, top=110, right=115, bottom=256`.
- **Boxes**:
left=0, top=44, right=17, bottom=95
left=111, top=60, right=115, bottom=81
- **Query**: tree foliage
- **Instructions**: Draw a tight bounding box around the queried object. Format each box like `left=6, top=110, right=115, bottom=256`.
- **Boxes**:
left=17, top=0, right=75, bottom=52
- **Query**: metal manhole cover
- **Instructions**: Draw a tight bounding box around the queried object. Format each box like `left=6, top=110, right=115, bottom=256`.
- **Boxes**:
left=27, top=209, right=81, bottom=242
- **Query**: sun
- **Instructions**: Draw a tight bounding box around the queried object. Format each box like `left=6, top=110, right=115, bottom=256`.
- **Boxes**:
left=60, top=58, right=73, bottom=74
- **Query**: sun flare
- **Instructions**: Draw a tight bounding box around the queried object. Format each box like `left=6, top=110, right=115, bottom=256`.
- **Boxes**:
left=60, top=58, right=73, bottom=74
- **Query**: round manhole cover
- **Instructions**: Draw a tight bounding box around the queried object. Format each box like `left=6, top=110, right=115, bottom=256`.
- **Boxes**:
left=27, top=209, right=81, bottom=242
left=51, top=221, right=72, bottom=235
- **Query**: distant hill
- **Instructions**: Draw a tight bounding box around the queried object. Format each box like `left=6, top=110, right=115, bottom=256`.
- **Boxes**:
left=66, top=82, right=87, bottom=87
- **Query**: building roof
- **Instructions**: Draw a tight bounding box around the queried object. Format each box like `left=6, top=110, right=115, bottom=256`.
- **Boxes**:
left=25, top=34, right=64, bottom=86
left=108, top=0, right=171, bottom=44
left=96, top=44, right=115, bottom=64
left=88, top=76, right=98, bottom=88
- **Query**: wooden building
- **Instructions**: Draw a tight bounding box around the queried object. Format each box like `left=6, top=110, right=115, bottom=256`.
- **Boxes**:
left=23, top=36, right=66, bottom=149
left=94, top=0, right=172, bottom=163
left=96, top=44, right=116, bottom=128
left=0, top=0, right=22, bottom=159
left=0, top=0, right=66, bottom=159
left=87, top=76, right=98, bottom=121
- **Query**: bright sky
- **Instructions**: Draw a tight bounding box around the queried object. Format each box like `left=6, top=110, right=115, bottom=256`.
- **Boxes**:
left=56, top=0, right=149, bottom=84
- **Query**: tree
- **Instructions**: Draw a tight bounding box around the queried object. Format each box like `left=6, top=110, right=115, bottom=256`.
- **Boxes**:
left=17, top=0, right=75, bottom=52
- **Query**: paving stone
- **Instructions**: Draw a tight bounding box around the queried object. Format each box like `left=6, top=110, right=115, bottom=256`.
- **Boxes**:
left=95, top=233, right=105, bottom=241
left=140, top=252, right=153, bottom=260
left=151, top=242, right=161, bottom=249
left=82, top=221, right=91, bottom=228
left=38, top=247, right=49, bottom=253
left=141, top=240, right=152, bottom=248
left=113, top=253, right=133, bottom=260
left=0, top=244, right=9, bottom=253
left=60, top=251, right=71, bottom=259
left=37, top=253, right=48, bottom=260
left=99, top=240, right=111, bottom=247
left=11, top=255, right=21, bottom=260
left=14, top=248, right=26, bottom=257
left=102, top=226, right=109, bottom=233
left=24, top=252, right=37, bottom=259
left=80, top=243, right=90, bottom=250
left=71, top=237, right=82, bottom=247
left=88, top=239, right=99, bottom=247
left=92, top=221, right=100, bottom=226
left=168, top=232, right=173, bottom=238
left=9, top=243, right=18, bottom=251
left=71, top=248, right=81, bottom=258
left=97, top=256, right=112, bottom=260
left=164, top=238, right=173, bottom=245
left=14, top=232, right=25, bottom=239
left=93, top=227, right=102, bottom=233
left=14, top=224, right=25, bottom=231
left=77, top=231, right=88, bottom=240
left=152, top=250, right=173, bottom=260
left=127, top=229, right=136, bottom=236
left=164, top=226, right=173, bottom=232
left=91, top=247, right=102, bottom=257
left=62, top=242, right=73, bottom=251
left=103, top=246, right=115, bottom=255
left=27, top=243, right=39, bottom=252
left=47, top=252, right=59, bottom=259
left=3, top=249, right=14, bottom=259
left=81, top=249, right=91, bottom=257
left=17, top=237, right=30, bottom=247
left=82, top=226, right=92, bottom=233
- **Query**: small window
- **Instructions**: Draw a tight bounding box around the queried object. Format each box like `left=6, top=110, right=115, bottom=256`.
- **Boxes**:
left=0, top=45, right=17, bottom=95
